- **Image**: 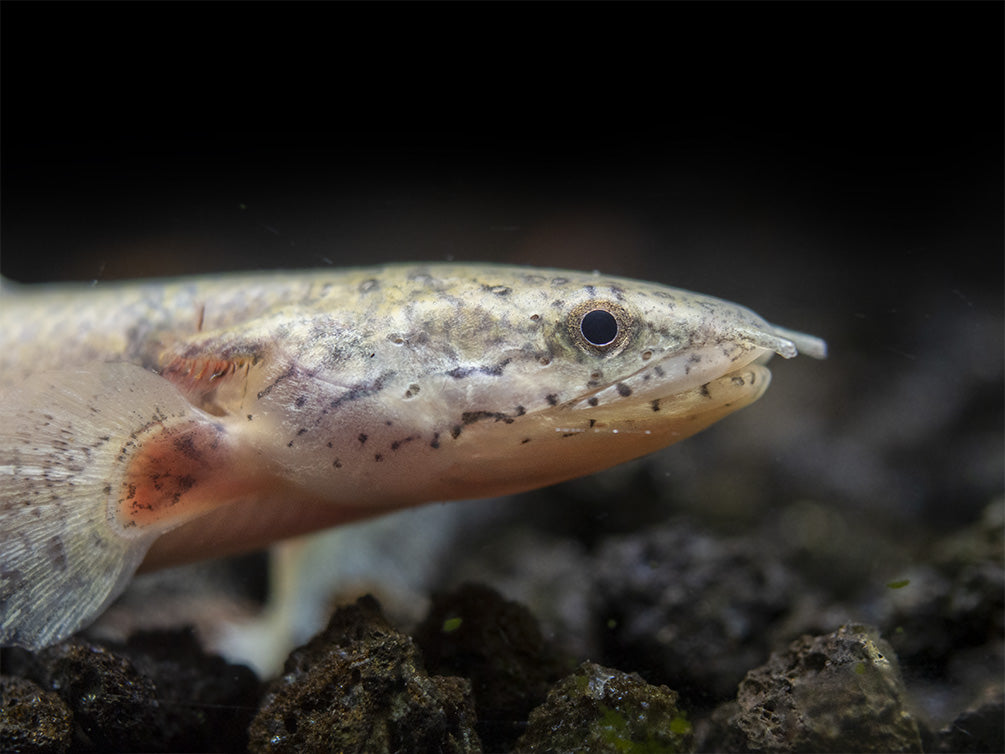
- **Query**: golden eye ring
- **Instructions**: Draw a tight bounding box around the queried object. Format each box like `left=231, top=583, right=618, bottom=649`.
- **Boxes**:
left=567, top=300, right=634, bottom=355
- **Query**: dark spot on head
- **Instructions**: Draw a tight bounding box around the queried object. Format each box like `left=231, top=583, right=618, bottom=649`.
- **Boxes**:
left=653, top=365, right=665, bottom=377
left=294, top=395, right=307, bottom=408
left=390, top=436, right=417, bottom=451
left=546, top=393, right=559, bottom=406
left=700, top=383, right=712, bottom=398
left=462, top=411, right=515, bottom=425
left=374, top=453, right=383, bottom=462
left=287, top=440, right=294, bottom=448
left=430, top=433, right=440, bottom=449
left=358, top=433, right=368, bottom=445
left=589, top=419, right=596, bottom=427
left=451, top=425, right=462, bottom=439
left=587, top=397, right=599, bottom=407
left=327, top=441, right=333, bottom=448
left=651, top=399, right=661, bottom=412
left=247, top=414, right=253, bottom=421
left=616, top=383, right=632, bottom=397
left=514, top=405, right=526, bottom=416
left=297, top=427, right=308, bottom=436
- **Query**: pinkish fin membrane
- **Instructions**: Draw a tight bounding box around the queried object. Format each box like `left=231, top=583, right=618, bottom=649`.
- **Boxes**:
left=0, top=363, right=221, bottom=649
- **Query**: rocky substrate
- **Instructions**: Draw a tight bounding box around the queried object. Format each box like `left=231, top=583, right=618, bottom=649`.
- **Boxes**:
left=3, top=500, right=1001, bottom=754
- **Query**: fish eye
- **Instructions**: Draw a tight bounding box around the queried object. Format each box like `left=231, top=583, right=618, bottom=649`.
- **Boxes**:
left=580, top=309, right=619, bottom=346
left=567, top=300, right=633, bottom=354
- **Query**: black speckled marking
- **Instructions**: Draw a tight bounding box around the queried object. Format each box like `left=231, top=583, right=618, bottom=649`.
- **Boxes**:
left=587, top=397, right=599, bottom=407
left=430, top=432, right=441, bottom=449
left=462, top=410, right=515, bottom=425
left=446, top=358, right=512, bottom=379
left=358, top=433, right=368, bottom=445
left=700, top=383, right=712, bottom=399
left=374, top=453, right=383, bottom=462
left=328, top=371, right=397, bottom=411
left=616, top=383, right=632, bottom=397
left=390, top=436, right=417, bottom=451
left=546, top=393, right=559, bottom=406
left=451, top=425, right=462, bottom=439
left=294, top=395, right=307, bottom=408
left=257, top=367, right=295, bottom=400
left=653, top=365, right=665, bottom=378
left=650, top=399, right=661, bottom=412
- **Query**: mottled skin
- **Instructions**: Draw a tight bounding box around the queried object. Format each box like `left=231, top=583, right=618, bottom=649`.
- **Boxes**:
left=0, top=263, right=824, bottom=648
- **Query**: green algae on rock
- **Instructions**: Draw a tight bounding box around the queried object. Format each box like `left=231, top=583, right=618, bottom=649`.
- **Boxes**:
left=515, top=661, right=694, bottom=754
left=415, top=583, right=572, bottom=751
left=702, top=624, right=922, bottom=753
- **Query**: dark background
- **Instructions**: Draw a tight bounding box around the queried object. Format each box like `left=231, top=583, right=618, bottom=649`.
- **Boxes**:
left=3, top=1, right=1002, bottom=528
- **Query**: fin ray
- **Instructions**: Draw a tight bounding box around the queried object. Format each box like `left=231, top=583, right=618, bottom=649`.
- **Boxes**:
left=0, top=363, right=217, bottom=648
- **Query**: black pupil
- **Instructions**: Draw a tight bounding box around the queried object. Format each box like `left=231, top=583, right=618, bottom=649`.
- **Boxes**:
left=580, top=309, right=619, bottom=346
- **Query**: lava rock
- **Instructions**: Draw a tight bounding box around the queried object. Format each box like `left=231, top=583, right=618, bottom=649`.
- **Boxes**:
left=248, top=594, right=480, bottom=754
left=933, top=684, right=1004, bottom=754
left=3, top=631, right=259, bottom=753
left=514, top=661, right=693, bottom=754
left=0, top=675, right=73, bottom=754
left=21, top=638, right=162, bottom=751
left=701, top=624, right=923, bottom=753
left=117, top=628, right=261, bottom=752
left=594, top=520, right=801, bottom=706
left=414, top=583, right=572, bottom=751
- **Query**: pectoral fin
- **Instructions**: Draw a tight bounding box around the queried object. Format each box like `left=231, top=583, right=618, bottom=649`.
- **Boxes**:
left=0, top=363, right=256, bottom=649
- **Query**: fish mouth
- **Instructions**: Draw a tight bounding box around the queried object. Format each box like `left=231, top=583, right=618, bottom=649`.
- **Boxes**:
left=562, top=319, right=825, bottom=416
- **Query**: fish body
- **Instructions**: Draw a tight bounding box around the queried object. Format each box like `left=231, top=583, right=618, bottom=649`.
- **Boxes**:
left=0, top=263, right=825, bottom=649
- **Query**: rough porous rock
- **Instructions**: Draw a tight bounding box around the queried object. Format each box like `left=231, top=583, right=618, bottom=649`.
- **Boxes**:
left=15, top=638, right=162, bottom=752
left=117, top=628, right=261, bottom=752
left=701, top=624, right=923, bottom=753
left=414, top=583, right=572, bottom=751
left=0, top=675, right=73, bottom=754
left=248, top=594, right=481, bottom=754
left=594, top=520, right=801, bottom=706
left=933, top=685, right=1004, bottom=754
left=514, top=661, right=693, bottom=754
left=2, top=630, right=260, bottom=753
